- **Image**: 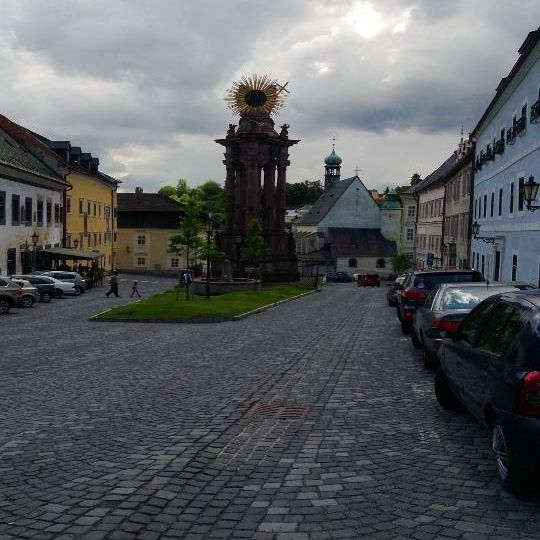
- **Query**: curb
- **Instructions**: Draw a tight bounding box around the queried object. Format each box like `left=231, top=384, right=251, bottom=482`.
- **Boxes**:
left=89, top=288, right=319, bottom=324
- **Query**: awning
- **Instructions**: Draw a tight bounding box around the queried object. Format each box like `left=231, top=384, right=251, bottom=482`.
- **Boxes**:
left=38, top=247, right=104, bottom=260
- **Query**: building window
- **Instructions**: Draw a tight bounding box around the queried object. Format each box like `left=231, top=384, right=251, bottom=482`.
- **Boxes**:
left=66, top=196, right=71, bottom=214
left=137, top=257, right=146, bottom=267
left=79, top=198, right=84, bottom=215
left=93, top=232, right=98, bottom=246
left=93, top=202, right=97, bottom=216
left=348, top=258, right=357, bottom=268
left=11, top=194, right=20, bottom=225
left=474, top=198, right=478, bottom=219
left=54, top=203, right=60, bottom=224
left=46, top=200, right=52, bottom=224
left=37, top=199, right=44, bottom=225
left=98, top=203, right=101, bottom=217
left=512, top=254, right=518, bottom=281
left=87, top=201, right=91, bottom=215
left=518, top=177, right=524, bottom=211
left=490, top=192, right=494, bottom=217
left=79, top=232, right=84, bottom=248
left=0, top=191, right=5, bottom=225
left=407, top=205, right=416, bottom=218
left=498, top=188, right=503, bottom=216
left=137, top=235, right=146, bottom=245
left=170, top=257, right=180, bottom=268
left=24, top=197, right=32, bottom=225
left=483, top=194, right=487, bottom=218
left=406, top=228, right=414, bottom=242
left=66, top=234, right=72, bottom=248
left=510, top=183, right=514, bottom=213
left=481, top=254, right=485, bottom=276
left=376, top=258, right=386, bottom=268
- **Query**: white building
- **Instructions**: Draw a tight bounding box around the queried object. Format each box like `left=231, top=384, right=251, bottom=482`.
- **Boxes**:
left=0, top=116, right=67, bottom=275
left=471, top=27, right=540, bottom=284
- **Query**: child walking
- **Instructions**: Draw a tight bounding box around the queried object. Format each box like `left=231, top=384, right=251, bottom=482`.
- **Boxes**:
left=130, top=280, right=141, bottom=298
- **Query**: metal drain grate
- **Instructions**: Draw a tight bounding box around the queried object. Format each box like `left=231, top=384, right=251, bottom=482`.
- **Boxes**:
left=248, top=402, right=310, bottom=420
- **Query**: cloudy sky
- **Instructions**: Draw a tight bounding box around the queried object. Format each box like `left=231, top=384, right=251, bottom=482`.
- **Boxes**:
left=1, top=1, right=538, bottom=192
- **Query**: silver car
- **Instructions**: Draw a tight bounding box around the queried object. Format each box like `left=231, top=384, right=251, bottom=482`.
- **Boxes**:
left=10, top=278, right=40, bottom=308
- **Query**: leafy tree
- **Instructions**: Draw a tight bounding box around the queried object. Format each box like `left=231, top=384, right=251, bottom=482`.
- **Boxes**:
left=158, top=178, right=190, bottom=200
left=167, top=194, right=204, bottom=273
left=240, top=218, right=270, bottom=283
left=391, top=255, right=413, bottom=274
left=194, top=180, right=225, bottom=219
left=286, top=180, right=324, bottom=207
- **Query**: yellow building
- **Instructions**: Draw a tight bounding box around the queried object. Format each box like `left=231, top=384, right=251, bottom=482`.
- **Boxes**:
left=37, top=141, right=120, bottom=271
left=117, top=188, right=185, bottom=273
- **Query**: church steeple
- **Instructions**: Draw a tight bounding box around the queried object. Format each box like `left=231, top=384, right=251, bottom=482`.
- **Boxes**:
left=324, top=142, right=342, bottom=190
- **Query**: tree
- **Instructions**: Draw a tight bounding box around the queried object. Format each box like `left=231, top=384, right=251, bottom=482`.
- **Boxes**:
left=194, top=180, right=225, bottom=219
left=240, top=218, right=270, bottom=284
left=158, top=178, right=190, bottom=200
left=167, top=193, right=204, bottom=275
left=391, top=255, right=413, bottom=274
left=286, top=180, right=324, bottom=207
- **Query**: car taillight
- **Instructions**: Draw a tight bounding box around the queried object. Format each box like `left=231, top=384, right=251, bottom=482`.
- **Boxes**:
left=403, top=288, right=427, bottom=302
left=433, top=319, right=460, bottom=333
left=517, top=372, right=540, bottom=417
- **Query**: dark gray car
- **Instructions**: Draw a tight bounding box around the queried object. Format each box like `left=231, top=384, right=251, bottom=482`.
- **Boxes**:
left=412, top=283, right=520, bottom=369
left=0, top=277, right=22, bottom=314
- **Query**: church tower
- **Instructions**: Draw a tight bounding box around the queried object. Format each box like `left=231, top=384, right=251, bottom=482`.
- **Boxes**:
left=324, top=144, right=342, bottom=190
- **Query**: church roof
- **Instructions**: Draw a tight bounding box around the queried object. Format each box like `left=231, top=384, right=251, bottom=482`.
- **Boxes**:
left=296, top=176, right=357, bottom=225
left=324, top=148, right=342, bottom=166
left=328, top=228, right=397, bottom=258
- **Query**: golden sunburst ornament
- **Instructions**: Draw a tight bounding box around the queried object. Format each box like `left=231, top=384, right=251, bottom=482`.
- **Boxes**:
left=225, top=74, right=287, bottom=116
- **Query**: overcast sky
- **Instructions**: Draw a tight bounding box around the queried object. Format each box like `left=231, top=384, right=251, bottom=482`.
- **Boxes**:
left=1, top=1, right=538, bottom=192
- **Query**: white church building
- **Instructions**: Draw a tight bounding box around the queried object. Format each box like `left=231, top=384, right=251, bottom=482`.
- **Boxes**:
left=294, top=147, right=399, bottom=277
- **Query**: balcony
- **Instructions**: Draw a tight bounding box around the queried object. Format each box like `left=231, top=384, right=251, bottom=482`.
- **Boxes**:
left=515, top=115, right=527, bottom=136
left=494, top=138, right=504, bottom=155
left=485, top=147, right=494, bottom=161
left=531, top=100, right=540, bottom=123
left=506, top=127, right=516, bottom=145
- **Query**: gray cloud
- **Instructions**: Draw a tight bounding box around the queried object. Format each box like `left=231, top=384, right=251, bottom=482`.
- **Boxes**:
left=0, top=0, right=538, bottom=192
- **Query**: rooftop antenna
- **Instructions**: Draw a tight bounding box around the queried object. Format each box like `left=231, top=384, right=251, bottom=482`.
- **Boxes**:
left=354, top=166, right=362, bottom=177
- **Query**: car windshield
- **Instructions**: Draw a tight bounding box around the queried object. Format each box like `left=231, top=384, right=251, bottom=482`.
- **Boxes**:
left=413, top=272, right=483, bottom=290
left=440, top=286, right=517, bottom=310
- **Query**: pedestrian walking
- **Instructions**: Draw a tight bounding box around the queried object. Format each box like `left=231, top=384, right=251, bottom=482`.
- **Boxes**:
left=130, top=280, right=141, bottom=298
left=105, top=271, right=120, bottom=297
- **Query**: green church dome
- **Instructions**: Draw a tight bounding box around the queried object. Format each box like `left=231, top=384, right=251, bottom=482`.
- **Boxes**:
left=382, top=190, right=402, bottom=210
left=324, top=148, right=342, bottom=166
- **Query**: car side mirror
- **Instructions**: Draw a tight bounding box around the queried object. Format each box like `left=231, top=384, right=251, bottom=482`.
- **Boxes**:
left=395, top=283, right=403, bottom=290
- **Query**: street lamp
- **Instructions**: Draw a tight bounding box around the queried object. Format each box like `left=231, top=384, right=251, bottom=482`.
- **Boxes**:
left=205, top=212, right=214, bottom=299
left=523, top=174, right=540, bottom=211
left=31, top=231, right=39, bottom=271
left=472, top=221, right=495, bottom=244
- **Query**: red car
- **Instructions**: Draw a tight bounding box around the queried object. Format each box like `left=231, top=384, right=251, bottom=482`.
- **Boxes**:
left=359, top=274, right=381, bottom=287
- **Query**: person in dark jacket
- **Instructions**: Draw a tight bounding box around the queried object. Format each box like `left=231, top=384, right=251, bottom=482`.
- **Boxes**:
left=105, top=271, right=119, bottom=297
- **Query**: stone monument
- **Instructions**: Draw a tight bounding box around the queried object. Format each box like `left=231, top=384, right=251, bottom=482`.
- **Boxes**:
left=216, top=75, right=299, bottom=281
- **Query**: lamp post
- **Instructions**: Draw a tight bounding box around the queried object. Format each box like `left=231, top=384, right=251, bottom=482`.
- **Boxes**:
left=205, top=213, right=214, bottom=299
left=523, top=175, right=540, bottom=211
left=31, top=231, right=39, bottom=272
left=472, top=221, right=495, bottom=244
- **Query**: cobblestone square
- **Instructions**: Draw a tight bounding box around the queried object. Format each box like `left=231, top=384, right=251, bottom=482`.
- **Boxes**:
left=1, top=280, right=539, bottom=539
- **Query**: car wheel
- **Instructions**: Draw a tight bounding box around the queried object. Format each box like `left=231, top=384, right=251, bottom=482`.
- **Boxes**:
left=55, top=289, right=63, bottom=299
left=434, top=369, right=461, bottom=409
left=40, top=292, right=52, bottom=303
left=401, top=320, right=411, bottom=334
left=411, top=327, right=422, bottom=349
left=72, top=287, right=81, bottom=296
left=22, top=295, right=35, bottom=308
left=0, top=298, right=10, bottom=315
left=396, top=307, right=404, bottom=322
left=75, top=285, right=84, bottom=294
left=492, top=423, right=527, bottom=492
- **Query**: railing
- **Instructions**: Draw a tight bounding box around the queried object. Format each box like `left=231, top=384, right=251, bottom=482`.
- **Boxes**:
left=494, top=138, right=504, bottom=155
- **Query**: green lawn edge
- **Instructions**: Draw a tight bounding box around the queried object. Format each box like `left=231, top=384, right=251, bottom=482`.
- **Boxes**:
left=90, top=283, right=317, bottom=322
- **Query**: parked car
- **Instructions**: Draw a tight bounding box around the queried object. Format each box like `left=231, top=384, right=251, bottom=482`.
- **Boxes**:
left=431, top=289, right=540, bottom=491
left=41, top=275, right=78, bottom=297
left=0, top=277, right=22, bottom=314
left=10, top=274, right=56, bottom=303
left=10, top=278, right=40, bottom=308
left=396, top=269, right=485, bottom=333
left=326, top=272, right=353, bottom=283
left=359, top=274, right=381, bottom=287
left=413, top=283, right=520, bottom=369
left=41, top=271, right=86, bottom=294
left=386, top=275, right=407, bottom=306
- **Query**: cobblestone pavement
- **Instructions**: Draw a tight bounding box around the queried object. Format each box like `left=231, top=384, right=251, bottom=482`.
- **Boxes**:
left=1, top=282, right=539, bottom=539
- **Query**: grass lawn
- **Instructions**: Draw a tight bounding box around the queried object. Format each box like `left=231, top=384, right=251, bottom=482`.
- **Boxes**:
left=92, top=283, right=314, bottom=321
